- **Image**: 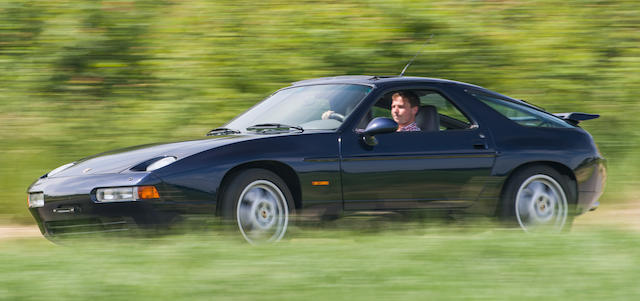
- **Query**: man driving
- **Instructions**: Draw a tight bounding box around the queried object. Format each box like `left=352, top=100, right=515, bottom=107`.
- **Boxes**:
left=322, top=90, right=421, bottom=132
left=391, top=91, right=421, bottom=132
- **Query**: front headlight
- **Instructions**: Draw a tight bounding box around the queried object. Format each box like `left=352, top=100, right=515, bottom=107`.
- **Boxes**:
left=28, top=192, right=44, bottom=208
left=96, top=186, right=160, bottom=202
left=47, top=162, right=75, bottom=177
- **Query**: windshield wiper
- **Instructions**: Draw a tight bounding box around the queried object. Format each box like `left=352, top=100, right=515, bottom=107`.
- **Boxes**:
left=246, top=123, right=304, bottom=133
left=206, top=127, right=241, bottom=136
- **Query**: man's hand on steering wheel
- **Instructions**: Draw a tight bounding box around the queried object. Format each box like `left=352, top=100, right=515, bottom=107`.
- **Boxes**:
left=321, top=110, right=345, bottom=122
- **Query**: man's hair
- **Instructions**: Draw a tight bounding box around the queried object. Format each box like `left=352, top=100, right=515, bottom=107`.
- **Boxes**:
left=391, top=91, right=420, bottom=108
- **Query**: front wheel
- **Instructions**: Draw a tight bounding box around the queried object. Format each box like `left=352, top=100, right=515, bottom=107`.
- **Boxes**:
left=500, top=166, right=575, bottom=232
left=220, top=169, right=293, bottom=244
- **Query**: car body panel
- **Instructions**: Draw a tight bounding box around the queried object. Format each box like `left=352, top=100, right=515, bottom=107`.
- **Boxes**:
left=340, top=128, right=496, bottom=210
left=49, top=136, right=260, bottom=177
left=27, top=75, right=606, bottom=237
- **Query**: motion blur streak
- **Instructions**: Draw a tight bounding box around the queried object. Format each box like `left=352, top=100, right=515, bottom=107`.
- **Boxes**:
left=0, top=1, right=637, bottom=222
left=1, top=225, right=640, bottom=300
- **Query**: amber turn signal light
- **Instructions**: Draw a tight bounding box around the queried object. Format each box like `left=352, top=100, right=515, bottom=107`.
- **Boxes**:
left=137, top=186, right=160, bottom=199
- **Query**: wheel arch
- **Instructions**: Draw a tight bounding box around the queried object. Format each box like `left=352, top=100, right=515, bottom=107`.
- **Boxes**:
left=216, top=160, right=302, bottom=215
left=502, top=161, right=578, bottom=204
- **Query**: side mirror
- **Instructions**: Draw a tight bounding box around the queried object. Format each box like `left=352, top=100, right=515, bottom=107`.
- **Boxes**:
left=361, top=117, right=398, bottom=146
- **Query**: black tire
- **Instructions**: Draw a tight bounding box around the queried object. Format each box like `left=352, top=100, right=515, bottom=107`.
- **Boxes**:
left=220, top=168, right=294, bottom=244
left=499, top=165, right=576, bottom=231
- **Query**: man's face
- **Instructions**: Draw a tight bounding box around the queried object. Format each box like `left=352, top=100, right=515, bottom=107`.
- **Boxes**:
left=391, top=96, right=418, bottom=126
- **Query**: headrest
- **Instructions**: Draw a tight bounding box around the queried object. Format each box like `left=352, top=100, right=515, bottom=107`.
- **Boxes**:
left=415, top=105, right=439, bottom=132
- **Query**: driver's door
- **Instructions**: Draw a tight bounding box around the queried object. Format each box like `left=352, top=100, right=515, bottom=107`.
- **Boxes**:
left=339, top=88, right=496, bottom=210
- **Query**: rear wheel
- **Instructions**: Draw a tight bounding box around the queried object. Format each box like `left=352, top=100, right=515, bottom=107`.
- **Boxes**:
left=220, top=169, right=293, bottom=244
left=500, top=166, right=575, bottom=231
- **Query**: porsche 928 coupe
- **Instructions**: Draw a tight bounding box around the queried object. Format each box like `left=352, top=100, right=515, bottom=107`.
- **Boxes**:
left=27, top=76, right=606, bottom=243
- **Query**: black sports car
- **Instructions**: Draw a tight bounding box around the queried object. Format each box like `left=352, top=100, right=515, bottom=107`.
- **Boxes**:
left=27, top=76, right=606, bottom=243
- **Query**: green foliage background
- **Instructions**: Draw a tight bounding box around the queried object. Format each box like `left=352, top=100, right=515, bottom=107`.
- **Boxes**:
left=1, top=0, right=639, bottom=223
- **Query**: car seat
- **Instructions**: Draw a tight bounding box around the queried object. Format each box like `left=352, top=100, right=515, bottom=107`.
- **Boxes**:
left=415, top=105, right=440, bottom=132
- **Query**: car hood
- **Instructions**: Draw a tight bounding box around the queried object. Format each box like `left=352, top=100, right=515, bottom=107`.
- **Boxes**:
left=48, top=135, right=257, bottom=177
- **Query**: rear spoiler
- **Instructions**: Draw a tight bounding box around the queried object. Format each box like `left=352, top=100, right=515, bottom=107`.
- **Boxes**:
left=553, top=112, right=600, bottom=125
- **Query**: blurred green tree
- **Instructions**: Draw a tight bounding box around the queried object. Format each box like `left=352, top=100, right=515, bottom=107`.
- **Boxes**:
left=1, top=0, right=638, bottom=222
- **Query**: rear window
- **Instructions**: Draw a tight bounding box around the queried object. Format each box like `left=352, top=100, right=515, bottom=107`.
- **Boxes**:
left=470, top=92, right=573, bottom=128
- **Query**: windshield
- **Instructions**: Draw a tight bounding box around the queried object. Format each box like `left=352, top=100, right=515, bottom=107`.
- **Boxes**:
left=225, top=84, right=373, bottom=131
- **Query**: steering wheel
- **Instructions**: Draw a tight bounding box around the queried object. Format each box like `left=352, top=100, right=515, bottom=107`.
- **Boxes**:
left=322, top=110, right=345, bottom=122
left=327, top=112, right=345, bottom=122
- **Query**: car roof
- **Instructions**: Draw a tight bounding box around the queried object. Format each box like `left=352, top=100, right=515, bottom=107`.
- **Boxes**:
left=291, top=75, right=482, bottom=87
left=291, top=75, right=543, bottom=111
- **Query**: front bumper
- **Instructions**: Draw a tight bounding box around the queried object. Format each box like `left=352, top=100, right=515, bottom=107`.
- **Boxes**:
left=27, top=173, right=175, bottom=237
left=29, top=198, right=175, bottom=236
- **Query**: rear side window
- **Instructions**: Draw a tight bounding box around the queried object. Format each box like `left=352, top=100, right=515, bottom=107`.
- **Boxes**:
left=471, top=93, right=573, bottom=128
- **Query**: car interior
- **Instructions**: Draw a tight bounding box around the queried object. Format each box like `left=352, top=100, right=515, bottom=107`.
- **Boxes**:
left=357, top=90, right=473, bottom=131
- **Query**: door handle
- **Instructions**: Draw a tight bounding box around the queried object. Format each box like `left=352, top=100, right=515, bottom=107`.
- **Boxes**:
left=473, top=133, right=489, bottom=149
left=473, top=143, right=488, bottom=150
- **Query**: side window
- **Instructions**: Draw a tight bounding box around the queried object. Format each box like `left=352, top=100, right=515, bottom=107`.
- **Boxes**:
left=356, top=90, right=473, bottom=131
left=419, top=92, right=472, bottom=130
left=373, top=107, right=389, bottom=118
left=355, top=105, right=389, bottom=130
left=471, top=93, right=573, bottom=128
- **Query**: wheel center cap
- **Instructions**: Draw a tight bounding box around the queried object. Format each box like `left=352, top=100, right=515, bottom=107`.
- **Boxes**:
left=537, top=197, right=549, bottom=212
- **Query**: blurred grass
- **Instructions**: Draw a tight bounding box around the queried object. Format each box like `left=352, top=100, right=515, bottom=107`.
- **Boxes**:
left=1, top=226, right=640, bottom=300
left=2, top=0, right=640, bottom=222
